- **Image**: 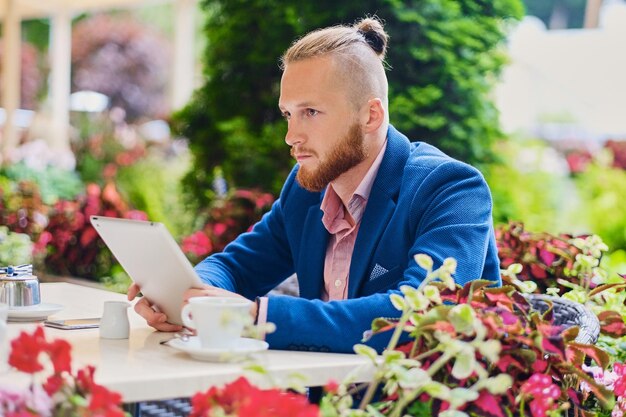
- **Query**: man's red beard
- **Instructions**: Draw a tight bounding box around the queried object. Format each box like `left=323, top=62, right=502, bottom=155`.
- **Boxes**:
left=293, top=123, right=366, bottom=192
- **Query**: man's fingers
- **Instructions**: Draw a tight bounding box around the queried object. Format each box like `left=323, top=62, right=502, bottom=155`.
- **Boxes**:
left=150, top=321, right=184, bottom=332
left=182, top=286, right=245, bottom=302
left=127, top=283, right=141, bottom=301
left=133, top=297, right=182, bottom=332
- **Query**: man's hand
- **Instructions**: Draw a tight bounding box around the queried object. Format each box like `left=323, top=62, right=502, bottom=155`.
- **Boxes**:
left=127, top=283, right=183, bottom=332
left=183, top=286, right=257, bottom=320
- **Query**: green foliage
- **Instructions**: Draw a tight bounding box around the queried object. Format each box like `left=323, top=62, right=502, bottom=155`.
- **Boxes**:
left=484, top=139, right=577, bottom=234
left=173, top=0, right=523, bottom=206
left=574, top=163, right=626, bottom=253
left=115, top=152, right=195, bottom=238
left=0, top=163, right=83, bottom=205
left=0, top=226, right=33, bottom=266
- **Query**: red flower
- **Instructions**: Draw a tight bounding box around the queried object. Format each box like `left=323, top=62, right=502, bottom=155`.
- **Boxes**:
left=9, top=327, right=47, bottom=373
left=189, top=377, right=319, bottom=417
left=324, top=379, right=339, bottom=395
left=88, top=384, right=125, bottom=417
left=47, top=338, right=72, bottom=374
left=76, top=365, right=97, bottom=392
left=43, top=374, right=65, bottom=396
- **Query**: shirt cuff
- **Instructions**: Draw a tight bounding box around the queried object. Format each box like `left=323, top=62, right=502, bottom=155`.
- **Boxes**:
left=257, top=296, right=269, bottom=339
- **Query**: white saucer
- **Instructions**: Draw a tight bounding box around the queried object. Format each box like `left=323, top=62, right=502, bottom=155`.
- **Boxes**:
left=7, top=303, right=64, bottom=322
left=168, top=336, right=269, bottom=362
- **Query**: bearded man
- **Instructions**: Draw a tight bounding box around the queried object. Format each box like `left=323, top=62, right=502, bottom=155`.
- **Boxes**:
left=129, top=17, right=500, bottom=353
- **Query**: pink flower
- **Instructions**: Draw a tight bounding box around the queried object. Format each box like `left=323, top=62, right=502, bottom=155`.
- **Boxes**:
left=182, top=231, right=213, bottom=257
left=521, top=374, right=561, bottom=417
left=614, top=363, right=626, bottom=397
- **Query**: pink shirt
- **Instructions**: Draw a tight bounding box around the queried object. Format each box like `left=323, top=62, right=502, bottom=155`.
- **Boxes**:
left=257, top=140, right=387, bottom=324
left=320, top=141, right=387, bottom=300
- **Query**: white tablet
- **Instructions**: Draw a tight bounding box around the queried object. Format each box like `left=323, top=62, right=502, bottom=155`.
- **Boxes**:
left=91, top=216, right=204, bottom=325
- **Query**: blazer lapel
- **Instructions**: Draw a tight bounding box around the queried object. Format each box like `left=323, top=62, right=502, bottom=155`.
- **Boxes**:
left=297, top=204, right=329, bottom=299
left=348, top=126, right=411, bottom=298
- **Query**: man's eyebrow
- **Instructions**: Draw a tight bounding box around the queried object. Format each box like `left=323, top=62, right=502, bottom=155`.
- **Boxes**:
left=279, top=101, right=318, bottom=110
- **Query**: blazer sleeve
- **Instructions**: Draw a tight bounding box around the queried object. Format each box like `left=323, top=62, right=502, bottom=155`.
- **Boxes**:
left=265, top=160, right=499, bottom=353
left=193, top=172, right=298, bottom=300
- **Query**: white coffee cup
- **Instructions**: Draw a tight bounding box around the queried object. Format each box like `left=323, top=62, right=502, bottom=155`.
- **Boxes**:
left=181, top=296, right=252, bottom=350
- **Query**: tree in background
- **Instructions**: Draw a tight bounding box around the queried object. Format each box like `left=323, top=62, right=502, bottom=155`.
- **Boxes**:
left=71, top=13, right=171, bottom=121
left=0, top=42, right=43, bottom=110
left=173, top=0, right=523, bottom=208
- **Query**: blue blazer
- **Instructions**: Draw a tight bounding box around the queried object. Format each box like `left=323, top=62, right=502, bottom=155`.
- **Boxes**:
left=195, top=125, right=500, bottom=353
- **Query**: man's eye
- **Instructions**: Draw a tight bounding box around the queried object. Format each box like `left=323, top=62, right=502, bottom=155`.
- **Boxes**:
left=305, top=109, right=319, bottom=117
left=282, top=112, right=290, bottom=120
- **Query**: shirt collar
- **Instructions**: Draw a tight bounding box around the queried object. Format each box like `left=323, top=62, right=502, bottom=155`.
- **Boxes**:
left=321, top=139, right=388, bottom=226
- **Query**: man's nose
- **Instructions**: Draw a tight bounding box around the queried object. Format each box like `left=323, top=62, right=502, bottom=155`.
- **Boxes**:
left=285, top=121, right=303, bottom=147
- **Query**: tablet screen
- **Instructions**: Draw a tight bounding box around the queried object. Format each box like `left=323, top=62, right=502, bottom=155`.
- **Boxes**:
left=91, top=216, right=204, bottom=325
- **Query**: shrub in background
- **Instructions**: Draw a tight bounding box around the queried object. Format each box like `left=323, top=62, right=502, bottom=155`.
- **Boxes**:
left=574, top=162, right=626, bottom=253
left=0, top=41, right=43, bottom=110
left=181, top=189, right=274, bottom=264
left=173, top=0, right=523, bottom=207
left=70, top=111, right=147, bottom=185
left=0, top=177, right=49, bottom=241
left=484, top=139, right=578, bottom=234
left=0, top=226, right=33, bottom=266
left=43, top=182, right=147, bottom=279
left=1, top=162, right=83, bottom=205
left=116, top=151, right=194, bottom=239
left=71, top=13, right=170, bottom=121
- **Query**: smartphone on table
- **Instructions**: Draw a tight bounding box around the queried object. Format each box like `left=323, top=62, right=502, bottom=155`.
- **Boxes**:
left=44, top=318, right=101, bottom=330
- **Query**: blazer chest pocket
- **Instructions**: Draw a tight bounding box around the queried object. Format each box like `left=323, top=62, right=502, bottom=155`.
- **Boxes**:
left=361, top=264, right=401, bottom=294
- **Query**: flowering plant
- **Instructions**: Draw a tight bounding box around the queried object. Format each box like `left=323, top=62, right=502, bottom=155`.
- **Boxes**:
left=0, top=326, right=126, bottom=417
left=182, top=189, right=274, bottom=263
left=43, top=182, right=147, bottom=278
left=189, top=376, right=319, bottom=417
left=497, top=222, right=626, bottom=358
left=321, top=254, right=622, bottom=417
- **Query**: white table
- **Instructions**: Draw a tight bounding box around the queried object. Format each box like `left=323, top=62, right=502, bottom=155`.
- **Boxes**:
left=1, top=283, right=374, bottom=403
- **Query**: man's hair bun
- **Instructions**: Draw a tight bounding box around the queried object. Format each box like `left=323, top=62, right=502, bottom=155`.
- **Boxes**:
left=354, top=17, right=389, bottom=59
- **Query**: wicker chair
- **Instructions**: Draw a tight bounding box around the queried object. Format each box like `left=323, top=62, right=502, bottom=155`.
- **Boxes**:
left=525, top=294, right=600, bottom=344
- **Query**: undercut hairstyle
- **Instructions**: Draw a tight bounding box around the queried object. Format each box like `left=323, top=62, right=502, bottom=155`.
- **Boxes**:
left=281, top=17, right=390, bottom=111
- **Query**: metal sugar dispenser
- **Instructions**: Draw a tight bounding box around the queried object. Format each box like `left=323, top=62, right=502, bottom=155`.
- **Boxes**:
left=0, top=264, right=41, bottom=307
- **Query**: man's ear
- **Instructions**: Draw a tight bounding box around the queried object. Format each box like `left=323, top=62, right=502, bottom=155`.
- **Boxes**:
left=362, top=98, right=385, bottom=134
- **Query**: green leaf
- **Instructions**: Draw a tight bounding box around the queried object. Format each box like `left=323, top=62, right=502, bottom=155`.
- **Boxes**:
left=439, top=411, right=469, bottom=417
left=414, top=253, right=434, bottom=271
left=423, top=285, right=442, bottom=304
left=354, top=344, right=378, bottom=361
left=423, top=382, right=452, bottom=400
left=449, top=304, right=476, bottom=335
left=398, top=367, right=431, bottom=390
left=451, top=346, right=477, bottom=380
left=406, top=290, right=431, bottom=311
left=476, top=339, right=502, bottom=363
left=244, top=364, right=268, bottom=375
left=475, top=373, right=513, bottom=394
left=383, top=350, right=405, bottom=364
left=449, top=388, right=479, bottom=408
left=442, top=257, right=457, bottom=274
left=390, top=293, right=407, bottom=311
left=507, top=263, right=523, bottom=274
left=371, top=318, right=397, bottom=334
